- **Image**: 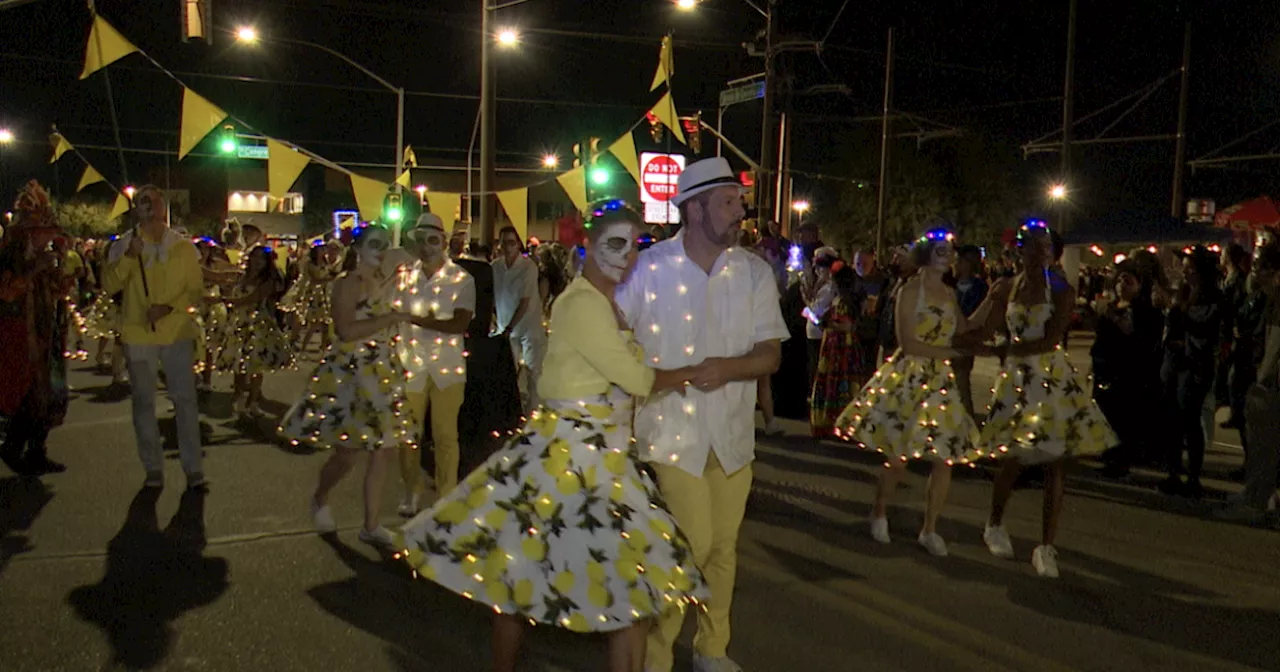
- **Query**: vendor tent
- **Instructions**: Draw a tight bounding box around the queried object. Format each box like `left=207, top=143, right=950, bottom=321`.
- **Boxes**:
left=1214, top=196, right=1280, bottom=232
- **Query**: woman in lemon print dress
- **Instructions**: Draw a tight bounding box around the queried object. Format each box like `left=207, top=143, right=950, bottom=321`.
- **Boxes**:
left=395, top=203, right=708, bottom=672
left=835, top=228, right=1009, bottom=557
left=215, top=245, right=295, bottom=416
left=976, top=221, right=1116, bottom=578
left=279, top=224, right=419, bottom=548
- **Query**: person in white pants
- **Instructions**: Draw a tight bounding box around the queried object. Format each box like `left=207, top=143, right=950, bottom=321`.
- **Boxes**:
left=492, top=226, right=546, bottom=411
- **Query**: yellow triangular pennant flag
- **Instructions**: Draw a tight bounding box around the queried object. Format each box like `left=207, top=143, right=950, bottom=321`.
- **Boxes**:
left=108, top=193, right=131, bottom=221
left=650, top=35, right=674, bottom=92
left=650, top=92, right=686, bottom=145
left=77, top=165, right=105, bottom=192
left=496, top=188, right=529, bottom=241
left=49, top=134, right=73, bottom=164
left=395, top=170, right=412, bottom=190
left=556, top=167, right=589, bottom=214
left=424, top=191, right=461, bottom=233
left=349, top=173, right=390, bottom=222
left=608, top=132, right=642, bottom=185
left=178, top=88, right=228, bottom=159
left=267, top=139, right=310, bottom=199
left=81, top=14, right=140, bottom=80
left=403, top=146, right=418, bottom=168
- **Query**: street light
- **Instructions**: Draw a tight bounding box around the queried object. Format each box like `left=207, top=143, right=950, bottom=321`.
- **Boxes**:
left=234, top=25, right=407, bottom=242
left=1049, top=183, right=1068, bottom=200
left=496, top=28, right=519, bottom=47
left=123, top=185, right=137, bottom=199
left=676, top=0, right=698, bottom=10
left=541, top=154, right=559, bottom=169
left=792, top=200, right=810, bottom=224
left=414, top=184, right=428, bottom=204
left=0, top=129, right=13, bottom=144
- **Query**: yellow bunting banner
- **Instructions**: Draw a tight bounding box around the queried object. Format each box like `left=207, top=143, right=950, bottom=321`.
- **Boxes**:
left=349, top=173, right=390, bottom=222
left=178, top=88, right=228, bottom=159
left=650, top=92, right=686, bottom=145
left=424, top=191, right=461, bottom=233
left=403, top=146, right=418, bottom=168
left=267, top=139, right=310, bottom=199
left=395, top=170, right=412, bottom=190
left=608, top=131, right=642, bottom=185
left=107, top=193, right=130, bottom=221
left=49, top=134, right=73, bottom=164
left=497, top=188, right=529, bottom=240
left=556, top=167, right=589, bottom=214
left=81, top=14, right=140, bottom=79
left=650, top=35, right=673, bottom=92
left=76, top=165, right=105, bottom=192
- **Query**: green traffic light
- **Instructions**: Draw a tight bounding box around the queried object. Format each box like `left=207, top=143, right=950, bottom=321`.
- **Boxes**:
left=220, top=139, right=236, bottom=154
left=590, top=168, right=610, bottom=186
left=385, top=206, right=404, bottom=222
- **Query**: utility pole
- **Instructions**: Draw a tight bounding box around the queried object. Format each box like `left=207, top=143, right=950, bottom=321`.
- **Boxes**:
left=873, top=27, right=894, bottom=259
left=1060, top=0, right=1078, bottom=233
left=1171, top=21, right=1192, bottom=220
left=478, top=0, right=497, bottom=245
left=757, top=0, right=778, bottom=224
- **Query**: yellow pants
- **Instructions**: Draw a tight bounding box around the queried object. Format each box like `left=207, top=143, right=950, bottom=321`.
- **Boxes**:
left=400, top=378, right=466, bottom=498
left=647, top=453, right=753, bottom=672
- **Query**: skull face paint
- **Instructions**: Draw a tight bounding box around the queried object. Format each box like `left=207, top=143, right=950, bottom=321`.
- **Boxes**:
left=357, top=227, right=391, bottom=268
left=413, top=228, right=446, bottom=263
left=593, top=222, right=635, bottom=282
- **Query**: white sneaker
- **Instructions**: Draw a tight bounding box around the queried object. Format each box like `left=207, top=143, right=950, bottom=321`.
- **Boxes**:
left=983, top=523, right=1015, bottom=559
left=359, top=525, right=396, bottom=548
left=397, top=493, right=421, bottom=518
left=870, top=517, right=891, bottom=544
left=1032, top=545, right=1059, bottom=578
left=310, top=498, right=336, bottom=534
left=692, top=654, right=743, bottom=672
left=917, top=532, right=948, bottom=557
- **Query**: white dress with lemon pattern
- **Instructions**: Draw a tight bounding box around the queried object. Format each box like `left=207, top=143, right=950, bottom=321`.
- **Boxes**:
left=834, top=281, right=981, bottom=464
left=395, top=278, right=707, bottom=634
left=278, top=293, right=418, bottom=451
left=977, top=274, right=1116, bottom=464
left=214, top=286, right=295, bottom=375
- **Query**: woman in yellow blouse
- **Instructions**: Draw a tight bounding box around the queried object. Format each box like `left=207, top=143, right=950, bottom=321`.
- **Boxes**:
left=395, top=203, right=709, bottom=672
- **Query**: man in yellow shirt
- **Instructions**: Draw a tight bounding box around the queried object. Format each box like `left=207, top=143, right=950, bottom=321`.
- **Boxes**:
left=102, top=185, right=206, bottom=490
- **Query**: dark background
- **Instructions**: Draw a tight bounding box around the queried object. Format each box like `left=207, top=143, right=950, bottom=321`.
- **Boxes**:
left=1, top=0, right=1277, bottom=243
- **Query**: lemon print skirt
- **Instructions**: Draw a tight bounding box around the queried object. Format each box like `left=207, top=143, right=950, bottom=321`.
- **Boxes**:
left=395, top=387, right=709, bottom=633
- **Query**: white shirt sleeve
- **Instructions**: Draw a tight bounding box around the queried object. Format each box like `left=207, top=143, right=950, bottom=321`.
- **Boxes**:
left=750, top=255, right=791, bottom=344
left=810, top=282, right=835, bottom=321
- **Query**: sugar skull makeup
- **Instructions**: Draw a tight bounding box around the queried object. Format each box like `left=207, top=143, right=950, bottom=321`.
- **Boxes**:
left=356, top=227, right=391, bottom=268
left=593, top=222, right=635, bottom=282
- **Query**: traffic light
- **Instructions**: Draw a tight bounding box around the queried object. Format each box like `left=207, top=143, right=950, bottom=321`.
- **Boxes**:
left=572, top=142, right=582, bottom=169
left=589, top=137, right=601, bottom=160
left=681, top=113, right=702, bottom=153
left=590, top=167, right=610, bottom=186
left=219, top=125, right=237, bottom=154
left=383, top=192, right=404, bottom=223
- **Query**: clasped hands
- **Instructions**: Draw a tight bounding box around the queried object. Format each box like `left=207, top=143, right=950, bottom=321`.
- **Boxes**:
left=679, top=358, right=734, bottom=394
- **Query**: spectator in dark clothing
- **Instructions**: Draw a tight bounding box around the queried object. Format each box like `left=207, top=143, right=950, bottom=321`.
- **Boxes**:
left=1223, top=262, right=1269, bottom=480
left=1094, top=260, right=1166, bottom=477
left=1159, top=247, right=1224, bottom=498
left=1217, top=243, right=1252, bottom=422
left=852, top=248, right=888, bottom=374
left=951, top=245, right=989, bottom=418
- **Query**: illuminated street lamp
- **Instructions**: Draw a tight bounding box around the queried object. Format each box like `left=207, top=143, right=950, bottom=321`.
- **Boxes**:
left=414, top=184, right=428, bottom=204
left=1049, top=183, right=1067, bottom=200
left=496, top=28, right=520, bottom=47
left=676, top=0, right=698, bottom=10
left=0, top=128, right=14, bottom=144
left=235, top=26, right=258, bottom=43
left=792, top=200, right=811, bottom=224
left=123, top=185, right=137, bottom=199
left=541, top=154, right=559, bottom=169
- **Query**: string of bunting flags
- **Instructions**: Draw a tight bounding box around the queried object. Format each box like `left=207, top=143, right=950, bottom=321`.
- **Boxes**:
left=69, top=12, right=690, bottom=238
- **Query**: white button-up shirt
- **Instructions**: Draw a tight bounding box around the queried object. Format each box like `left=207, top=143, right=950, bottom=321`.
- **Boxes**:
left=395, top=258, right=476, bottom=392
left=492, top=255, right=541, bottom=336
left=617, top=234, right=790, bottom=477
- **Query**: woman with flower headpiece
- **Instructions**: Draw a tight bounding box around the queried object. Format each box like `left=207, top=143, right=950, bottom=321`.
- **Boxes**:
left=0, top=181, right=72, bottom=475
left=808, top=255, right=872, bottom=437
left=395, top=203, right=708, bottom=672
left=834, top=228, right=1010, bottom=557
left=974, top=221, right=1116, bottom=578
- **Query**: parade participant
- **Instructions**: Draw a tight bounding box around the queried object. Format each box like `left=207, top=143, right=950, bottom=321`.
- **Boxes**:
left=618, top=157, right=789, bottom=672
left=492, top=225, right=546, bottom=411
left=0, top=181, right=72, bottom=475
left=196, top=241, right=238, bottom=391
left=216, top=245, right=295, bottom=416
left=808, top=257, right=869, bottom=437
left=281, top=242, right=339, bottom=356
left=976, top=221, right=1116, bottom=578
left=393, top=213, right=475, bottom=516
left=279, top=224, right=418, bottom=548
left=103, top=185, right=206, bottom=490
left=395, top=202, right=708, bottom=672
left=834, top=229, right=1008, bottom=556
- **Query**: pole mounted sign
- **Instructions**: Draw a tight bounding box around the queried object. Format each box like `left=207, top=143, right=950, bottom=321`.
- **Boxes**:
left=639, top=152, right=685, bottom=224
left=719, top=81, right=766, bottom=108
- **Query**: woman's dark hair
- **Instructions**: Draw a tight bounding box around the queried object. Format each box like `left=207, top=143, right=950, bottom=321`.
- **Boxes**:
left=307, top=244, right=324, bottom=265
left=584, top=200, right=644, bottom=242
left=1115, top=259, right=1154, bottom=305
left=1183, top=246, right=1222, bottom=305
left=1226, top=243, right=1251, bottom=272
left=243, top=245, right=284, bottom=290
left=831, top=264, right=858, bottom=312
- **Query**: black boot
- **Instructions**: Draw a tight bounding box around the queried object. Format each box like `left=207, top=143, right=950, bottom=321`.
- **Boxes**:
left=0, top=443, right=24, bottom=474
left=22, top=436, right=65, bottom=475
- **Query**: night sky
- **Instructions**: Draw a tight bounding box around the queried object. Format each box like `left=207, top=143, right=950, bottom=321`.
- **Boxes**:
left=2, top=0, right=1278, bottom=228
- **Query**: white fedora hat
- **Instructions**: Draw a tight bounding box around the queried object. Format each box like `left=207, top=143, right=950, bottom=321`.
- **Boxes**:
left=671, top=157, right=747, bottom=206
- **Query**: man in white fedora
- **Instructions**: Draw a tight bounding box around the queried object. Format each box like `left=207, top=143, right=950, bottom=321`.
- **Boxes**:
left=618, top=157, right=789, bottom=672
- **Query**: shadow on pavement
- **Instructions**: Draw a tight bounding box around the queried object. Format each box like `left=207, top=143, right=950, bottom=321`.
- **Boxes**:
left=67, top=487, right=229, bottom=670
left=0, top=476, right=53, bottom=577
left=76, top=382, right=132, bottom=405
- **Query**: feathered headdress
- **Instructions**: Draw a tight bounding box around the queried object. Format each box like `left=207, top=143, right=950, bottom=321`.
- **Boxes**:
left=10, top=180, right=60, bottom=232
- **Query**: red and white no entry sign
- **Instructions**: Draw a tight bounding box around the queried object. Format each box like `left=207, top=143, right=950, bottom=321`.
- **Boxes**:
left=640, top=152, right=686, bottom=204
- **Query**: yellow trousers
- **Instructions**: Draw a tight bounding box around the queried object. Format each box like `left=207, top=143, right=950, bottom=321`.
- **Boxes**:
left=647, top=453, right=753, bottom=672
left=400, top=378, right=466, bottom=498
